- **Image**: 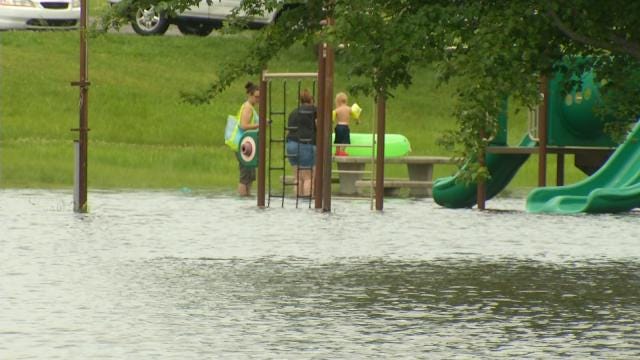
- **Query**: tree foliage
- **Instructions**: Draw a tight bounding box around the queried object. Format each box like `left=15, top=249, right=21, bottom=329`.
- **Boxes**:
left=104, top=0, right=640, bottom=180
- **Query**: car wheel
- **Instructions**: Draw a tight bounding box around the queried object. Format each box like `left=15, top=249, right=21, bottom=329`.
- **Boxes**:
left=131, top=6, right=170, bottom=35
left=177, top=22, right=215, bottom=36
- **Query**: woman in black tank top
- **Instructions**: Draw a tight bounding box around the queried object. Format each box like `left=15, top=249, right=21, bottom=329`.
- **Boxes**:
left=286, top=89, right=317, bottom=197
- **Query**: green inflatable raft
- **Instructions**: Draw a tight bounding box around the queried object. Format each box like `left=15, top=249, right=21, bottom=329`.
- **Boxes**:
left=331, top=133, right=411, bottom=157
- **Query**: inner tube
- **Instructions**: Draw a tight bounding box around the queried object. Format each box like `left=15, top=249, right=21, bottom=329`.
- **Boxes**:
left=331, top=133, right=411, bottom=157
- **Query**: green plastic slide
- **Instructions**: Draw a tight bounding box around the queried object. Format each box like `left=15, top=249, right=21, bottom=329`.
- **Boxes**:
left=526, top=123, right=640, bottom=214
left=433, top=135, right=537, bottom=208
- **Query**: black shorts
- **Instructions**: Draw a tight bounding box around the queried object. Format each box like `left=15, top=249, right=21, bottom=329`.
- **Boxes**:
left=334, top=124, right=351, bottom=144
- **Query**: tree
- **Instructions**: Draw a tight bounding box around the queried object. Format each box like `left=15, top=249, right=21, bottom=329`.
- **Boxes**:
left=104, top=0, right=640, bottom=180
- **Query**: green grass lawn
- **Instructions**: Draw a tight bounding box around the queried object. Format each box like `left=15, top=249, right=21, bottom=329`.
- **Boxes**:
left=0, top=29, right=589, bottom=193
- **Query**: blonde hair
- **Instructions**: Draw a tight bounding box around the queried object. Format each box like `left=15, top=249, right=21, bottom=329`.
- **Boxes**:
left=335, top=92, right=348, bottom=105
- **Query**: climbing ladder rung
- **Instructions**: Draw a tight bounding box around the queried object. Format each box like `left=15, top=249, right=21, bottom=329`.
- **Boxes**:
left=271, top=138, right=285, bottom=143
left=332, top=169, right=373, bottom=175
left=270, top=166, right=286, bottom=171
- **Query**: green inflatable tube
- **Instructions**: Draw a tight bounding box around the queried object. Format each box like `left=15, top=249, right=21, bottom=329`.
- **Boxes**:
left=237, top=130, right=259, bottom=168
left=331, top=133, right=411, bottom=157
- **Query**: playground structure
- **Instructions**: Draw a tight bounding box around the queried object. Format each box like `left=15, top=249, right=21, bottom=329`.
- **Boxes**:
left=433, top=69, right=640, bottom=214
left=242, top=70, right=413, bottom=210
left=235, top=22, right=400, bottom=212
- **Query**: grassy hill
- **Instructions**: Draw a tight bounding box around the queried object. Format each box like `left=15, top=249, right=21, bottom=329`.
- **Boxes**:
left=0, top=29, right=588, bottom=194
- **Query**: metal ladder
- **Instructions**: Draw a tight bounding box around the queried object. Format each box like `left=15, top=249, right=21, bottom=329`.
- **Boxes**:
left=266, top=80, right=315, bottom=208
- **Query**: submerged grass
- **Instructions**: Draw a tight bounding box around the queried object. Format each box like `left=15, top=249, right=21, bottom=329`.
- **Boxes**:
left=1, top=29, right=587, bottom=193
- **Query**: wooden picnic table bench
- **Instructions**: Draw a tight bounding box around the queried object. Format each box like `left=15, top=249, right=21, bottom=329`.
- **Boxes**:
left=333, top=156, right=456, bottom=196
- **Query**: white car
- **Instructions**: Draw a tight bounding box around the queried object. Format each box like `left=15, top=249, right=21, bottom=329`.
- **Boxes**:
left=0, top=0, right=80, bottom=30
left=110, top=0, right=290, bottom=36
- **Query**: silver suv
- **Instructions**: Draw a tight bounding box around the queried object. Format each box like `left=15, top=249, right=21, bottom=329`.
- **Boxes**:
left=110, top=0, right=286, bottom=36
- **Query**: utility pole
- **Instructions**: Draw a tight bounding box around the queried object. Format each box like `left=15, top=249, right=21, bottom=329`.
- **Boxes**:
left=71, top=0, right=90, bottom=212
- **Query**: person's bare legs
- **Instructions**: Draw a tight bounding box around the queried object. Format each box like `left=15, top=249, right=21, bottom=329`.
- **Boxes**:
left=237, top=183, right=251, bottom=196
left=300, top=169, right=312, bottom=196
left=291, top=165, right=299, bottom=196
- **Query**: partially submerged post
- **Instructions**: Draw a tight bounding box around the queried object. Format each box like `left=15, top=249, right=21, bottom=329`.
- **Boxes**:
left=314, top=44, right=327, bottom=210
left=375, top=92, right=386, bottom=210
left=477, top=129, right=487, bottom=210
left=71, top=0, right=90, bottom=213
left=538, top=76, right=549, bottom=187
left=258, top=72, right=268, bottom=207
left=322, top=36, right=335, bottom=212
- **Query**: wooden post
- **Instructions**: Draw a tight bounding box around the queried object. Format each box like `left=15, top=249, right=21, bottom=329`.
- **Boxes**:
left=257, top=71, right=267, bottom=207
left=322, top=37, right=334, bottom=212
left=477, top=130, right=486, bottom=210
left=314, top=44, right=326, bottom=209
left=538, top=76, right=549, bottom=187
left=556, top=153, right=565, bottom=186
left=71, top=0, right=89, bottom=213
left=375, top=93, right=386, bottom=211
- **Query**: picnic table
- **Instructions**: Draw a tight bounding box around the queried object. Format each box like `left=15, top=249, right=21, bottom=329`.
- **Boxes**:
left=333, top=156, right=456, bottom=196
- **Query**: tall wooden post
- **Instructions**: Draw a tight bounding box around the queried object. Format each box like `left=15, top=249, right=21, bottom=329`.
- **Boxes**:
left=322, top=36, right=334, bottom=212
left=71, top=0, right=90, bottom=213
left=476, top=163, right=487, bottom=210
left=538, top=76, right=549, bottom=187
left=375, top=93, right=386, bottom=210
left=257, top=72, right=267, bottom=207
left=477, top=129, right=486, bottom=210
left=314, top=44, right=326, bottom=209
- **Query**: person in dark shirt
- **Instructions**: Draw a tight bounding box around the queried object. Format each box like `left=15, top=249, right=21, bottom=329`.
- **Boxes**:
left=286, top=89, right=317, bottom=197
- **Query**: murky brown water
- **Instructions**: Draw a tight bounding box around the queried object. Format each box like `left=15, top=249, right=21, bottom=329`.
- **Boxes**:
left=2, top=190, right=640, bottom=358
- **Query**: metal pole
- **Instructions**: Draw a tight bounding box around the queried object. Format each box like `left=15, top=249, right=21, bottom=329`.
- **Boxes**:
left=261, top=72, right=318, bottom=79
left=314, top=43, right=326, bottom=209
left=258, top=71, right=268, bottom=207
left=375, top=93, right=386, bottom=211
left=71, top=0, right=89, bottom=213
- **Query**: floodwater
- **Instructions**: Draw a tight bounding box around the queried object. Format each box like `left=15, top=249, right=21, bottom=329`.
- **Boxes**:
left=1, top=189, right=640, bottom=359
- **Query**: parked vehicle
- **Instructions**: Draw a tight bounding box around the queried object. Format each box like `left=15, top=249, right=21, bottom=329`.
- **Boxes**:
left=109, top=0, right=288, bottom=36
left=0, top=0, right=80, bottom=30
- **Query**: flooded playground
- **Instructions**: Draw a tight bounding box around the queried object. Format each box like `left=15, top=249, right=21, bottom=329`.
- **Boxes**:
left=2, top=189, right=640, bottom=358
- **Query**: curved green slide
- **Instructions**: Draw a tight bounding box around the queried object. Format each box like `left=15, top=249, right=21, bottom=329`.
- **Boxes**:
left=526, top=123, right=640, bottom=214
left=433, top=135, right=537, bottom=208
